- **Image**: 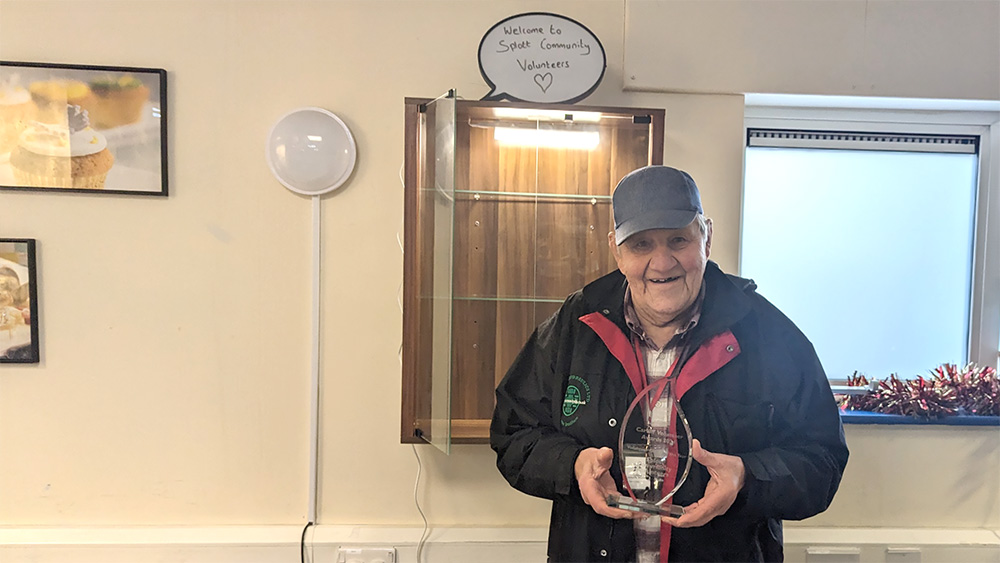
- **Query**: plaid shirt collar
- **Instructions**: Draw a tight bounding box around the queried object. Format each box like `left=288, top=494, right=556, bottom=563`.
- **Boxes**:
left=623, top=280, right=705, bottom=351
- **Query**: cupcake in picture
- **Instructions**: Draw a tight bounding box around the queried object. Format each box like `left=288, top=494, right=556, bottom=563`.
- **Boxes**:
left=0, top=75, right=35, bottom=156
left=28, top=79, right=95, bottom=124
left=0, top=266, right=19, bottom=308
left=87, top=75, right=149, bottom=129
left=10, top=104, right=114, bottom=189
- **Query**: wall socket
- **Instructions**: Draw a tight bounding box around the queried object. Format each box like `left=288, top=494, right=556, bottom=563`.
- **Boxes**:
left=886, top=547, right=921, bottom=563
left=336, top=547, right=396, bottom=563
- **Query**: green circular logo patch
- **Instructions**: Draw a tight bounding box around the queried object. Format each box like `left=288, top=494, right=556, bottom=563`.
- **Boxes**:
left=561, top=375, right=591, bottom=427
left=563, top=385, right=583, bottom=416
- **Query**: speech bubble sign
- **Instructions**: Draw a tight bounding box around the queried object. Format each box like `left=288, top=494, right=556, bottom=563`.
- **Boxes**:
left=478, top=12, right=606, bottom=104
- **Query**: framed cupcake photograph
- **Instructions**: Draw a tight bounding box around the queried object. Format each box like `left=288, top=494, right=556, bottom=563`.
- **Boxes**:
left=0, top=239, right=39, bottom=364
left=0, top=61, right=167, bottom=196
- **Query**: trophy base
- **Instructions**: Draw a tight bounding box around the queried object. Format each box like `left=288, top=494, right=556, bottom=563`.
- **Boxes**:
left=606, top=494, right=684, bottom=518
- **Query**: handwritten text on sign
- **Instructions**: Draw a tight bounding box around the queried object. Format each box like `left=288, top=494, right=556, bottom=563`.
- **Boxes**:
left=478, top=13, right=606, bottom=104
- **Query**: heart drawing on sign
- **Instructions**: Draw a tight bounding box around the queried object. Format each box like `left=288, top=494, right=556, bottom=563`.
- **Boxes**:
left=534, top=73, right=553, bottom=93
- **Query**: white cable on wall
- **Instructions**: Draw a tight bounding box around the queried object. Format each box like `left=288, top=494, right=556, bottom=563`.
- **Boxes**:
left=309, top=194, right=322, bottom=524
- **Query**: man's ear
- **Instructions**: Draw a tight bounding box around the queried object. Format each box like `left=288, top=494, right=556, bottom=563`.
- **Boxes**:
left=704, top=218, right=713, bottom=258
left=608, top=231, right=623, bottom=269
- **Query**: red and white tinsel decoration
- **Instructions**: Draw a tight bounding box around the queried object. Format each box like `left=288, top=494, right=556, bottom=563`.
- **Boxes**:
left=839, top=363, right=999, bottom=419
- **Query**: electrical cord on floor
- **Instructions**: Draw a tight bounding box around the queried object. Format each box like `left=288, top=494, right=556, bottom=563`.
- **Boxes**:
left=412, top=443, right=430, bottom=562
left=401, top=259, right=430, bottom=561
left=300, top=521, right=314, bottom=563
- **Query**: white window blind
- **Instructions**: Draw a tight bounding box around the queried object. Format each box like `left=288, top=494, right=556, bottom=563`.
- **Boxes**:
left=742, top=128, right=981, bottom=380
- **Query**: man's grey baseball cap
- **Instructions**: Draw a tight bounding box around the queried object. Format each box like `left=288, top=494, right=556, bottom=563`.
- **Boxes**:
left=612, top=165, right=703, bottom=245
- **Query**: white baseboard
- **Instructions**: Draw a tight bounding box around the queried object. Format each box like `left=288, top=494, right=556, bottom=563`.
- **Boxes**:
left=1, top=525, right=997, bottom=563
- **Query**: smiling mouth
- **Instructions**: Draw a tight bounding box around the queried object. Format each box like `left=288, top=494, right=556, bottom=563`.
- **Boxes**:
left=649, top=276, right=682, bottom=284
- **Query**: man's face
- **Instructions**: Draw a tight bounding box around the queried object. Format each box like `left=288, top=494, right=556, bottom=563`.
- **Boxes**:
left=609, top=219, right=712, bottom=329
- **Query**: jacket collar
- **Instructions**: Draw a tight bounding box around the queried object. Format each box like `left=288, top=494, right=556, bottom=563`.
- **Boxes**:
left=580, top=268, right=629, bottom=328
left=695, top=262, right=755, bottom=339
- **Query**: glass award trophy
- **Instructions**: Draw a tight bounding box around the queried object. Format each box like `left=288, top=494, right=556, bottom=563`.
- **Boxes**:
left=606, top=377, right=693, bottom=518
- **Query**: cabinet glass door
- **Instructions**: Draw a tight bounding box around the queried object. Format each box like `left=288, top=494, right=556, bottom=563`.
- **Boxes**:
left=418, top=92, right=457, bottom=453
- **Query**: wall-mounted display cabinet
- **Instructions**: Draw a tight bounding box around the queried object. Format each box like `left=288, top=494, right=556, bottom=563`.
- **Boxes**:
left=401, top=93, right=664, bottom=450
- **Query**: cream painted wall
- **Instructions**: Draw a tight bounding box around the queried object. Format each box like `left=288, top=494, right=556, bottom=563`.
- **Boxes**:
left=0, top=0, right=996, bottom=535
left=624, top=0, right=1000, bottom=100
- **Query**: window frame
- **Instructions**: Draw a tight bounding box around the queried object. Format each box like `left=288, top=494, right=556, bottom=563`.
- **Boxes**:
left=742, top=97, right=1000, bottom=378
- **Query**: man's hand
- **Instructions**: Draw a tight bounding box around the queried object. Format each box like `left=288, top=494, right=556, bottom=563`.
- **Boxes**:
left=574, top=447, right=637, bottom=519
left=663, top=439, right=745, bottom=528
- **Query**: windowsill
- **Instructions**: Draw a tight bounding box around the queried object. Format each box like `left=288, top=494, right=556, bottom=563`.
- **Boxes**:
left=841, top=410, right=1000, bottom=426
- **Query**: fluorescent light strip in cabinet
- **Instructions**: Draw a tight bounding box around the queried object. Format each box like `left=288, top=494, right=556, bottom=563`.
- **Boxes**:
left=493, top=127, right=600, bottom=150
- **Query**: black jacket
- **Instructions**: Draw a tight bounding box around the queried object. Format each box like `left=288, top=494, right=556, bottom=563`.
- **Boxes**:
left=490, top=263, right=849, bottom=562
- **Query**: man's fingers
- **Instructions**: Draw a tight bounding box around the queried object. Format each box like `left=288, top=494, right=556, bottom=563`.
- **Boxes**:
left=593, top=496, right=639, bottom=519
left=664, top=511, right=702, bottom=528
left=662, top=496, right=723, bottom=528
left=592, top=495, right=644, bottom=520
left=601, top=506, right=644, bottom=519
left=579, top=480, right=638, bottom=519
left=666, top=495, right=726, bottom=528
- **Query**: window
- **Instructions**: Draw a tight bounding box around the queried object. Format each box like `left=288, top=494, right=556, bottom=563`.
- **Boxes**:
left=742, top=98, right=1000, bottom=381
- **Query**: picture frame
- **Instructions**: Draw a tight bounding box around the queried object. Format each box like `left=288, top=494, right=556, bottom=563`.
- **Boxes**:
left=0, top=239, right=39, bottom=363
left=0, top=61, right=167, bottom=196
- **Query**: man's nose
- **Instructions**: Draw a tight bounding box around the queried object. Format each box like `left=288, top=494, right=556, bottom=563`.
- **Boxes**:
left=648, top=243, right=677, bottom=270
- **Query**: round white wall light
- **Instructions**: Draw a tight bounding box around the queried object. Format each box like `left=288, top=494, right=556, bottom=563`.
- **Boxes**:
left=265, top=107, right=357, bottom=196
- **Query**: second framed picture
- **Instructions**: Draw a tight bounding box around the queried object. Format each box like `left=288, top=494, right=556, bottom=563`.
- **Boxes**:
left=0, top=239, right=39, bottom=363
left=0, top=61, right=167, bottom=196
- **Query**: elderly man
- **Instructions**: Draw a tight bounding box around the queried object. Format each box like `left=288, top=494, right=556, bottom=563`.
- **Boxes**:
left=490, top=165, right=849, bottom=562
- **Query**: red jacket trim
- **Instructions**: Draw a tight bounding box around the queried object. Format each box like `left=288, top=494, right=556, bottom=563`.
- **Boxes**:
left=579, top=312, right=741, bottom=399
left=578, top=312, right=644, bottom=396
